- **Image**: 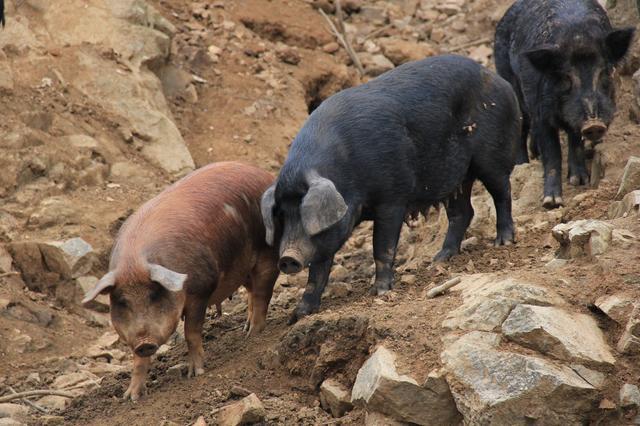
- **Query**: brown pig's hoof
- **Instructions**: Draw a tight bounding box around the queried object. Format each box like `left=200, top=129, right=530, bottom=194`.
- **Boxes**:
left=123, top=382, right=146, bottom=402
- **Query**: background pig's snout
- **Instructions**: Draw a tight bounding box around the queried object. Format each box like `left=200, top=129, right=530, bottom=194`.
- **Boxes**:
left=278, top=252, right=304, bottom=274
left=134, top=342, right=158, bottom=357
left=581, top=120, right=607, bottom=142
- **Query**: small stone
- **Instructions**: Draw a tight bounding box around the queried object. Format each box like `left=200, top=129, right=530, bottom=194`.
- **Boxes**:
left=230, top=385, right=252, bottom=398
left=460, top=236, right=478, bottom=251
left=595, top=293, right=634, bottom=325
left=616, top=156, right=640, bottom=200
left=400, top=274, right=416, bottom=285
left=621, top=384, right=640, bottom=408
left=167, top=363, right=187, bottom=378
left=609, top=190, right=640, bottom=219
left=192, top=416, right=207, bottom=426
left=545, top=258, right=568, bottom=270
left=216, top=393, right=266, bottom=426
left=617, top=330, right=640, bottom=354
left=323, top=42, right=340, bottom=54
left=327, top=282, right=352, bottom=298
left=552, top=220, right=614, bottom=258
left=0, top=403, right=28, bottom=421
left=359, top=53, right=395, bottom=77
left=0, top=419, right=25, bottom=426
left=319, top=378, right=353, bottom=418
left=332, top=264, right=349, bottom=282
left=36, top=395, right=71, bottom=411
left=599, top=399, right=616, bottom=410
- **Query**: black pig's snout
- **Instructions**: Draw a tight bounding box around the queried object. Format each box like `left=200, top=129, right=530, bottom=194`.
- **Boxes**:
left=134, top=342, right=159, bottom=357
left=581, top=120, right=607, bottom=142
left=279, top=255, right=303, bottom=275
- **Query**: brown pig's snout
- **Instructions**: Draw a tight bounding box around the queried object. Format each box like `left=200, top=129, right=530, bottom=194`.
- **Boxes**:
left=134, top=342, right=159, bottom=357
left=581, top=120, right=607, bottom=142
left=278, top=249, right=305, bottom=275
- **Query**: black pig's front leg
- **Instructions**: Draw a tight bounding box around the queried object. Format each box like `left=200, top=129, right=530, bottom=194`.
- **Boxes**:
left=289, top=258, right=333, bottom=325
left=533, top=122, right=564, bottom=208
left=371, top=204, right=406, bottom=295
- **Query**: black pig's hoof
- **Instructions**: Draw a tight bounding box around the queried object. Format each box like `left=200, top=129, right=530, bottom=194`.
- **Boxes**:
left=495, top=229, right=515, bottom=246
left=433, top=248, right=458, bottom=263
left=370, top=280, right=392, bottom=296
left=288, top=303, right=316, bottom=325
left=569, top=173, right=589, bottom=186
left=542, top=195, right=564, bottom=209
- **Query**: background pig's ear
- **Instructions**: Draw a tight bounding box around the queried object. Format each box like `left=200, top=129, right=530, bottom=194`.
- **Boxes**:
left=300, top=175, right=348, bottom=236
left=261, top=184, right=277, bottom=246
left=605, top=27, right=635, bottom=64
left=523, top=46, right=562, bottom=73
left=82, top=271, right=116, bottom=304
left=148, top=264, right=187, bottom=292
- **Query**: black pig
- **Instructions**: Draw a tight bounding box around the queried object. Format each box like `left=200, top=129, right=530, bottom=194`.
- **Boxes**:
left=261, top=55, right=522, bottom=323
left=495, top=0, right=634, bottom=208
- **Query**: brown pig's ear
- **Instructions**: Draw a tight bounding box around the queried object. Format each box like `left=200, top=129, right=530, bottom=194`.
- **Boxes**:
left=148, top=264, right=187, bottom=292
left=82, top=271, right=116, bottom=304
left=301, top=174, right=348, bottom=236
left=261, top=184, right=277, bottom=246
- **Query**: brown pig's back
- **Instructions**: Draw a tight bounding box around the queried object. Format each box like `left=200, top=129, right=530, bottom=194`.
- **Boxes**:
left=111, top=162, right=274, bottom=284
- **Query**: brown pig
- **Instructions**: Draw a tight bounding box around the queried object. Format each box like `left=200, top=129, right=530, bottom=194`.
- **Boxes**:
left=82, top=162, right=279, bottom=401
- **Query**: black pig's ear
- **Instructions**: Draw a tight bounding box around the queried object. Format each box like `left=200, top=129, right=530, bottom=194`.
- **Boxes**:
left=605, top=27, right=635, bottom=64
left=82, top=271, right=116, bottom=304
left=524, top=46, right=563, bottom=73
left=300, top=173, right=348, bottom=236
left=261, top=184, right=277, bottom=246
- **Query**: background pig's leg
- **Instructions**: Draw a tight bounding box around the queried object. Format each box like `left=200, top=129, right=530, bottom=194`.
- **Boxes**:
left=244, top=286, right=254, bottom=333
left=371, top=205, right=406, bottom=295
left=246, top=253, right=278, bottom=335
left=184, top=300, right=208, bottom=377
left=480, top=173, right=515, bottom=246
left=123, top=354, right=150, bottom=401
left=567, top=131, right=589, bottom=186
left=434, top=180, right=474, bottom=262
left=289, top=259, right=333, bottom=324
left=520, top=114, right=532, bottom=162
left=534, top=123, right=563, bottom=208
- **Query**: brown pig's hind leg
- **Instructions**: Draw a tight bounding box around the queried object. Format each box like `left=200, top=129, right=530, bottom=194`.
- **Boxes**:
left=184, top=300, right=208, bottom=377
left=246, top=250, right=279, bottom=336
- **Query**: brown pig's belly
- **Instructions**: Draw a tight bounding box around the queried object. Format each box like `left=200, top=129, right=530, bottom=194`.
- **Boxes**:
left=206, top=248, right=255, bottom=306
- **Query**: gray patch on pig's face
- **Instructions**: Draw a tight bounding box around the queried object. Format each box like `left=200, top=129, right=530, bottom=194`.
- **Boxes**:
left=261, top=185, right=277, bottom=246
left=279, top=208, right=315, bottom=266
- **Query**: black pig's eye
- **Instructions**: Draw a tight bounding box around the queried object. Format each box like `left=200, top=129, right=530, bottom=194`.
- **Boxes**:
left=558, top=75, right=572, bottom=92
left=150, top=287, right=163, bottom=302
left=113, top=297, right=127, bottom=309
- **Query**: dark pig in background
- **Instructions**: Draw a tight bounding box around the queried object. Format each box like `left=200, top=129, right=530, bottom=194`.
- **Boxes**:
left=495, top=0, right=634, bottom=208
left=261, top=55, right=522, bottom=324
left=83, top=162, right=279, bottom=401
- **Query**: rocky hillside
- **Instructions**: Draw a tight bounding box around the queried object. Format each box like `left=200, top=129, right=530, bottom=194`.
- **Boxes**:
left=0, top=0, right=639, bottom=425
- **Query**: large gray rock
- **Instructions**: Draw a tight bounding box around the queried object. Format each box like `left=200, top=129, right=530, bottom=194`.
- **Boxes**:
left=552, top=219, right=614, bottom=258
left=352, top=346, right=461, bottom=425
left=609, top=190, right=640, bottom=219
left=618, top=305, right=640, bottom=354
left=442, top=275, right=564, bottom=332
left=319, top=379, right=353, bottom=418
left=442, top=332, right=599, bottom=425
left=616, top=156, right=640, bottom=200
left=39, top=0, right=194, bottom=176
left=502, top=304, right=616, bottom=367
left=595, top=293, right=635, bottom=325
left=8, top=238, right=96, bottom=293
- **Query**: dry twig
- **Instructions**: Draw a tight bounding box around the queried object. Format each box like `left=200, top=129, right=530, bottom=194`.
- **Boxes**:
left=7, top=386, right=48, bottom=414
left=426, top=277, right=462, bottom=298
left=318, top=4, right=365, bottom=77
left=447, top=36, right=492, bottom=53
left=0, top=389, right=75, bottom=403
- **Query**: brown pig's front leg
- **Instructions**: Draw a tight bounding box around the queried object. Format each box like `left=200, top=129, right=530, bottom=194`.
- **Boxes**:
left=124, top=354, right=150, bottom=401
